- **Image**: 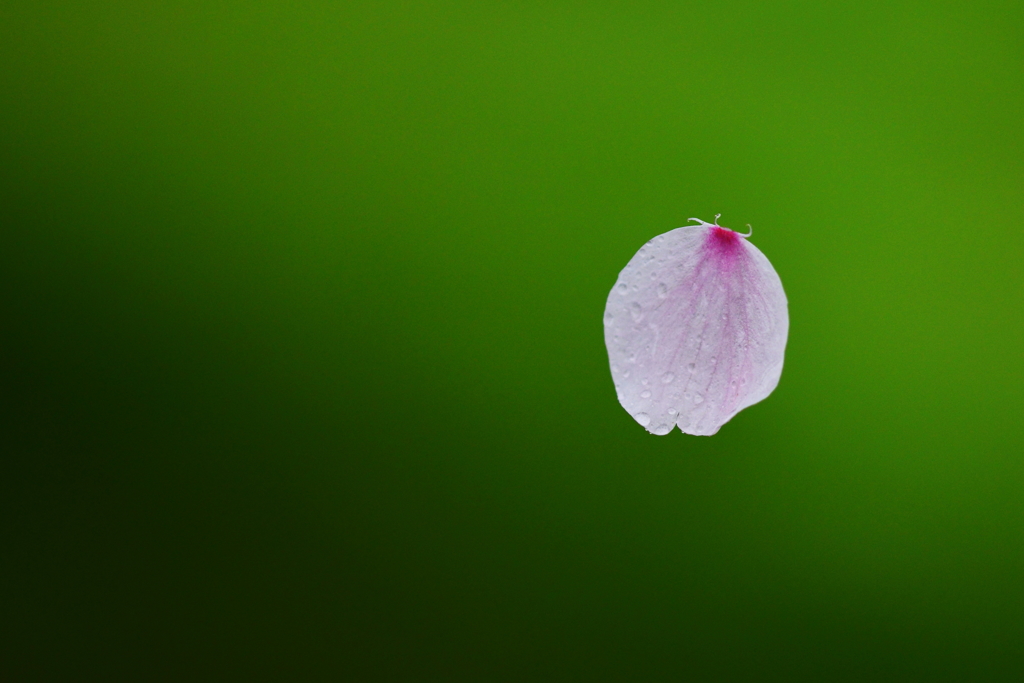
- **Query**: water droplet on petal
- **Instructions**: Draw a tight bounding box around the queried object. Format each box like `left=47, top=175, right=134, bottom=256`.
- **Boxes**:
left=634, top=412, right=651, bottom=427
left=640, top=390, right=651, bottom=399
left=630, top=302, right=644, bottom=322
left=617, top=283, right=627, bottom=295
left=693, top=394, right=704, bottom=404
left=687, top=363, right=696, bottom=372
left=657, top=283, right=668, bottom=298
left=652, top=423, right=672, bottom=435
left=662, top=372, right=674, bottom=383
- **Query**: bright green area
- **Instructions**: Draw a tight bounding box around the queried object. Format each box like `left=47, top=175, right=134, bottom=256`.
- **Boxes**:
left=4, top=1, right=1023, bottom=679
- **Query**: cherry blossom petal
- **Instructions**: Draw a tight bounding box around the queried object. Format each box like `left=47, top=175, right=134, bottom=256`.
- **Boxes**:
left=604, top=217, right=789, bottom=436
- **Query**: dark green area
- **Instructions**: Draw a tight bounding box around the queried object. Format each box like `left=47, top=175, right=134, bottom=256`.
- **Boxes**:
left=3, top=1, right=1023, bottom=679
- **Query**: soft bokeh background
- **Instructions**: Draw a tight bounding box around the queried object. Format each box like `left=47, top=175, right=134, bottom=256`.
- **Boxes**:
left=3, top=1, right=1023, bottom=680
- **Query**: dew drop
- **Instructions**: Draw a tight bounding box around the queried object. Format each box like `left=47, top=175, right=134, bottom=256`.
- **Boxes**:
left=603, top=311, right=615, bottom=326
left=687, top=363, right=696, bottom=372
left=634, top=412, right=651, bottom=427
left=640, top=390, right=651, bottom=399
left=630, top=302, right=644, bottom=322
left=693, top=394, right=704, bottom=404
left=652, top=424, right=672, bottom=435
left=662, top=372, right=675, bottom=384
left=617, top=283, right=627, bottom=295
left=657, top=283, right=668, bottom=298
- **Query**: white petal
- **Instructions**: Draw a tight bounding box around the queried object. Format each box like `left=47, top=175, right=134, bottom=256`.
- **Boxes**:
left=603, top=220, right=789, bottom=436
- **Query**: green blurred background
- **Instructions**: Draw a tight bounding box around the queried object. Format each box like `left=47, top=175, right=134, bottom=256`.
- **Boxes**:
left=3, top=1, right=1023, bottom=680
